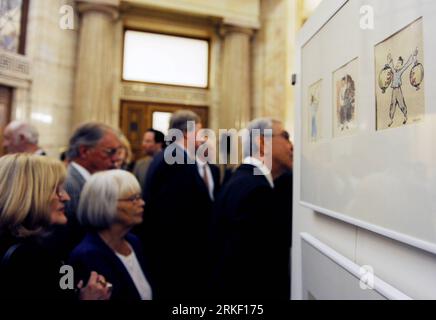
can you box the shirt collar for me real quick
[242,157,274,188]
[71,161,92,181]
[196,157,207,167]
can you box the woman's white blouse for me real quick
[115,245,153,300]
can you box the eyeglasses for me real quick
[118,194,143,203]
[100,147,122,157]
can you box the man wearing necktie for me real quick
[139,111,219,300]
[196,137,220,201]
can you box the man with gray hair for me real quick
[210,117,293,299]
[138,110,216,299]
[60,122,122,256]
[3,120,46,155]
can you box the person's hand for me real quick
[78,271,112,300]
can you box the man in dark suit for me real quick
[210,117,293,300]
[139,110,217,300]
[60,122,122,256]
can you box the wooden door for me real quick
[120,101,209,161]
[0,86,12,156]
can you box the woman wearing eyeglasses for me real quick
[69,169,153,300]
[0,154,111,300]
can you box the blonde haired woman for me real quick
[0,154,111,300]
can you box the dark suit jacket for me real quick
[133,156,153,188]
[273,170,293,248]
[69,232,151,300]
[139,146,215,299]
[272,170,293,299]
[210,164,289,300]
[64,163,87,219]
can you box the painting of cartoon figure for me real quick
[308,80,322,142]
[375,18,425,130]
[333,58,358,137]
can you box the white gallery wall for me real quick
[292,0,436,300]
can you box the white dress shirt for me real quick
[115,245,153,300]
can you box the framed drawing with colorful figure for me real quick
[308,80,322,143]
[332,58,358,137]
[375,18,425,131]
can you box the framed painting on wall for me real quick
[332,58,358,137]
[375,18,425,131]
[308,79,322,143]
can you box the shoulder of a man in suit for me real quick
[65,165,85,187]
[235,164,271,182]
[219,164,272,198]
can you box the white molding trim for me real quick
[0,51,31,82]
[120,82,209,106]
[300,201,436,255]
[301,232,412,300]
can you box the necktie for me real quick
[202,164,210,192]
[203,164,213,199]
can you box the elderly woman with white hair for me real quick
[69,170,152,300]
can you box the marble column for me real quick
[220,25,254,130]
[252,0,297,133]
[73,0,119,127]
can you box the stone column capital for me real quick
[76,0,120,20]
[219,24,255,38]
